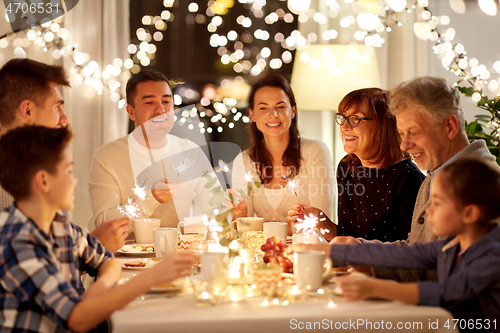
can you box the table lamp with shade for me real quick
[290,44,381,166]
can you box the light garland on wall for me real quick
[0,17,129,108]
[279,0,500,99]
[412,2,500,150]
[2,0,500,136]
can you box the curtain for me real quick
[0,1,130,228]
[63,0,130,228]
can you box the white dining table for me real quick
[111,256,458,333]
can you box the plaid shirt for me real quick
[0,205,113,332]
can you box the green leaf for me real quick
[493,99,500,112]
[209,190,226,207]
[456,86,475,97]
[227,191,234,203]
[478,95,490,106]
[474,114,491,120]
[204,177,217,188]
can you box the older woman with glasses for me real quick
[289,88,424,242]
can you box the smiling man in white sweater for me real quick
[89,70,214,229]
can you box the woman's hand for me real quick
[288,205,336,239]
[287,204,304,224]
[227,189,248,219]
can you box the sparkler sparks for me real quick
[295,213,319,235]
[118,198,143,218]
[118,182,148,218]
[218,159,231,191]
[244,171,252,183]
[174,158,195,178]
[286,178,300,194]
[218,159,229,172]
[132,181,147,201]
[295,212,329,242]
[282,174,300,201]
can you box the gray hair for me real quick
[388,76,464,132]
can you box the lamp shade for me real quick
[290,44,380,111]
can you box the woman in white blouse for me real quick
[231,74,335,235]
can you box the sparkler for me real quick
[118,181,148,218]
[243,171,252,183]
[295,212,329,243]
[217,159,234,203]
[132,180,147,200]
[282,174,300,202]
[140,123,169,187]
[118,198,144,218]
[174,157,195,180]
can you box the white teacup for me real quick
[294,250,332,291]
[232,217,264,233]
[263,222,288,242]
[292,233,321,244]
[153,228,178,258]
[200,252,226,285]
[178,216,207,236]
[133,218,160,244]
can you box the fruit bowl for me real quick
[244,231,265,253]
[260,236,293,273]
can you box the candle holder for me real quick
[252,263,283,295]
[193,280,221,307]
[222,241,247,302]
[239,248,255,285]
[285,284,307,304]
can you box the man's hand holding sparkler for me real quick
[151,179,180,204]
[287,204,337,241]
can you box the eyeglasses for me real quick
[335,113,373,128]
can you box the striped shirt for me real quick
[0,205,113,332]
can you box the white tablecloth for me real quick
[110,274,457,333]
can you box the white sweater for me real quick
[231,138,335,223]
[89,133,213,229]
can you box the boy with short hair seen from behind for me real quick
[0,126,195,332]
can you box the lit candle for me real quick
[195,290,216,307]
[227,262,241,283]
[207,243,228,253]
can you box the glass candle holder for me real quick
[285,284,307,303]
[193,280,218,307]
